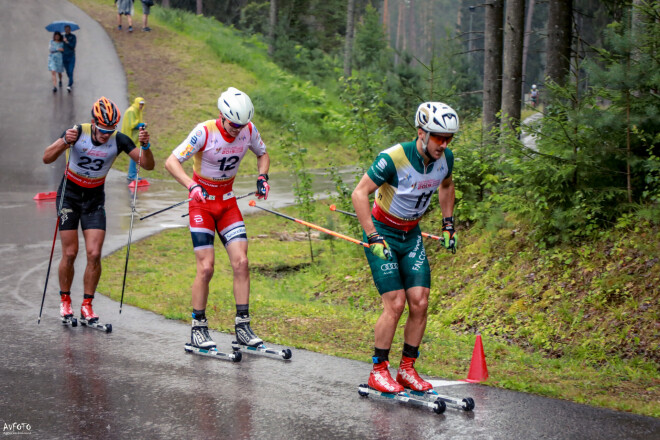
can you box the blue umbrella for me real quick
[45,21,80,33]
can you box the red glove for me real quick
[257,174,270,200]
[188,184,208,203]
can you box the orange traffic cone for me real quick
[128,179,150,189]
[463,334,488,383]
[33,191,57,200]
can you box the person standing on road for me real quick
[116,0,134,32]
[141,0,153,32]
[122,97,147,181]
[165,87,271,350]
[352,102,459,393]
[62,25,77,92]
[48,31,64,93]
[42,97,155,325]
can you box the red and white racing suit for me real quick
[171,119,266,249]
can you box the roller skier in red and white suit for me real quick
[165,87,271,350]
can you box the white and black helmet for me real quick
[415,102,459,134]
[218,87,254,125]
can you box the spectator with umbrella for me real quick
[45,21,79,93]
[62,25,77,92]
[47,31,64,93]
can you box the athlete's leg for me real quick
[374,289,407,349]
[58,229,79,292]
[225,240,249,305]
[192,248,214,310]
[403,286,430,347]
[81,229,105,295]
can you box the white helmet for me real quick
[532,84,537,89]
[415,102,459,134]
[218,87,254,125]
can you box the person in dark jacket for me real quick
[62,25,76,92]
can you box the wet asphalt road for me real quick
[1,1,659,438]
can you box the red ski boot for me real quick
[80,297,99,323]
[396,356,433,392]
[60,293,73,318]
[368,361,404,393]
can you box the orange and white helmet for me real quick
[218,87,254,125]
[91,96,121,128]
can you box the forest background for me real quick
[71,0,658,417]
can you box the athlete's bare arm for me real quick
[43,138,69,164]
[437,175,455,218]
[256,152,270,175]
[352,174,380,236]
[127,147,155,171]
[165,153,194,190]
[126,129,155,170]
[43,127,78,164]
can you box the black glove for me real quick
[256,173,270,200]
[442,216,457,253]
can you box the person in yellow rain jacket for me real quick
[122,97,147,181]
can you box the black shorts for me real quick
[56,179,106,231]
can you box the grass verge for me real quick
[98,201,660,418]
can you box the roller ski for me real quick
[231,341,292,360]
[79,297,112,333]
[231,316,293,360]
[358,384,446,415]
[185,318,241,362]
[59,293,77,327]
[406,389,475,411]
[358,360,446,414]
[396,355,475,411]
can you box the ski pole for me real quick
[140,197,192,221]
[181,192,255,217]
[248,201,369,249]
[328,204,446,243]
[119,141,144,314]
[38,133,75,324]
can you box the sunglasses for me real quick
[223,117,245,130]
[429,132,453,142]
[95,124,116,135]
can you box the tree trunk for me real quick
[196,0,202,15]
[501,0,525,132]
[268,0,277,57]
[545,0,572,86]
[344,0,356,77]
[482,0,504,134]
[407,0,416,58]
[395,0,404,64]
[161,0,170,8]
[521,0,536,94]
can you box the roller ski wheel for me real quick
[357,384,446,415]
[61,316,77,327]
[80,318,112,333]
[185,343,242,362]
[231,340,293,360]
[433,399,447,414]
[462,397,476,411]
